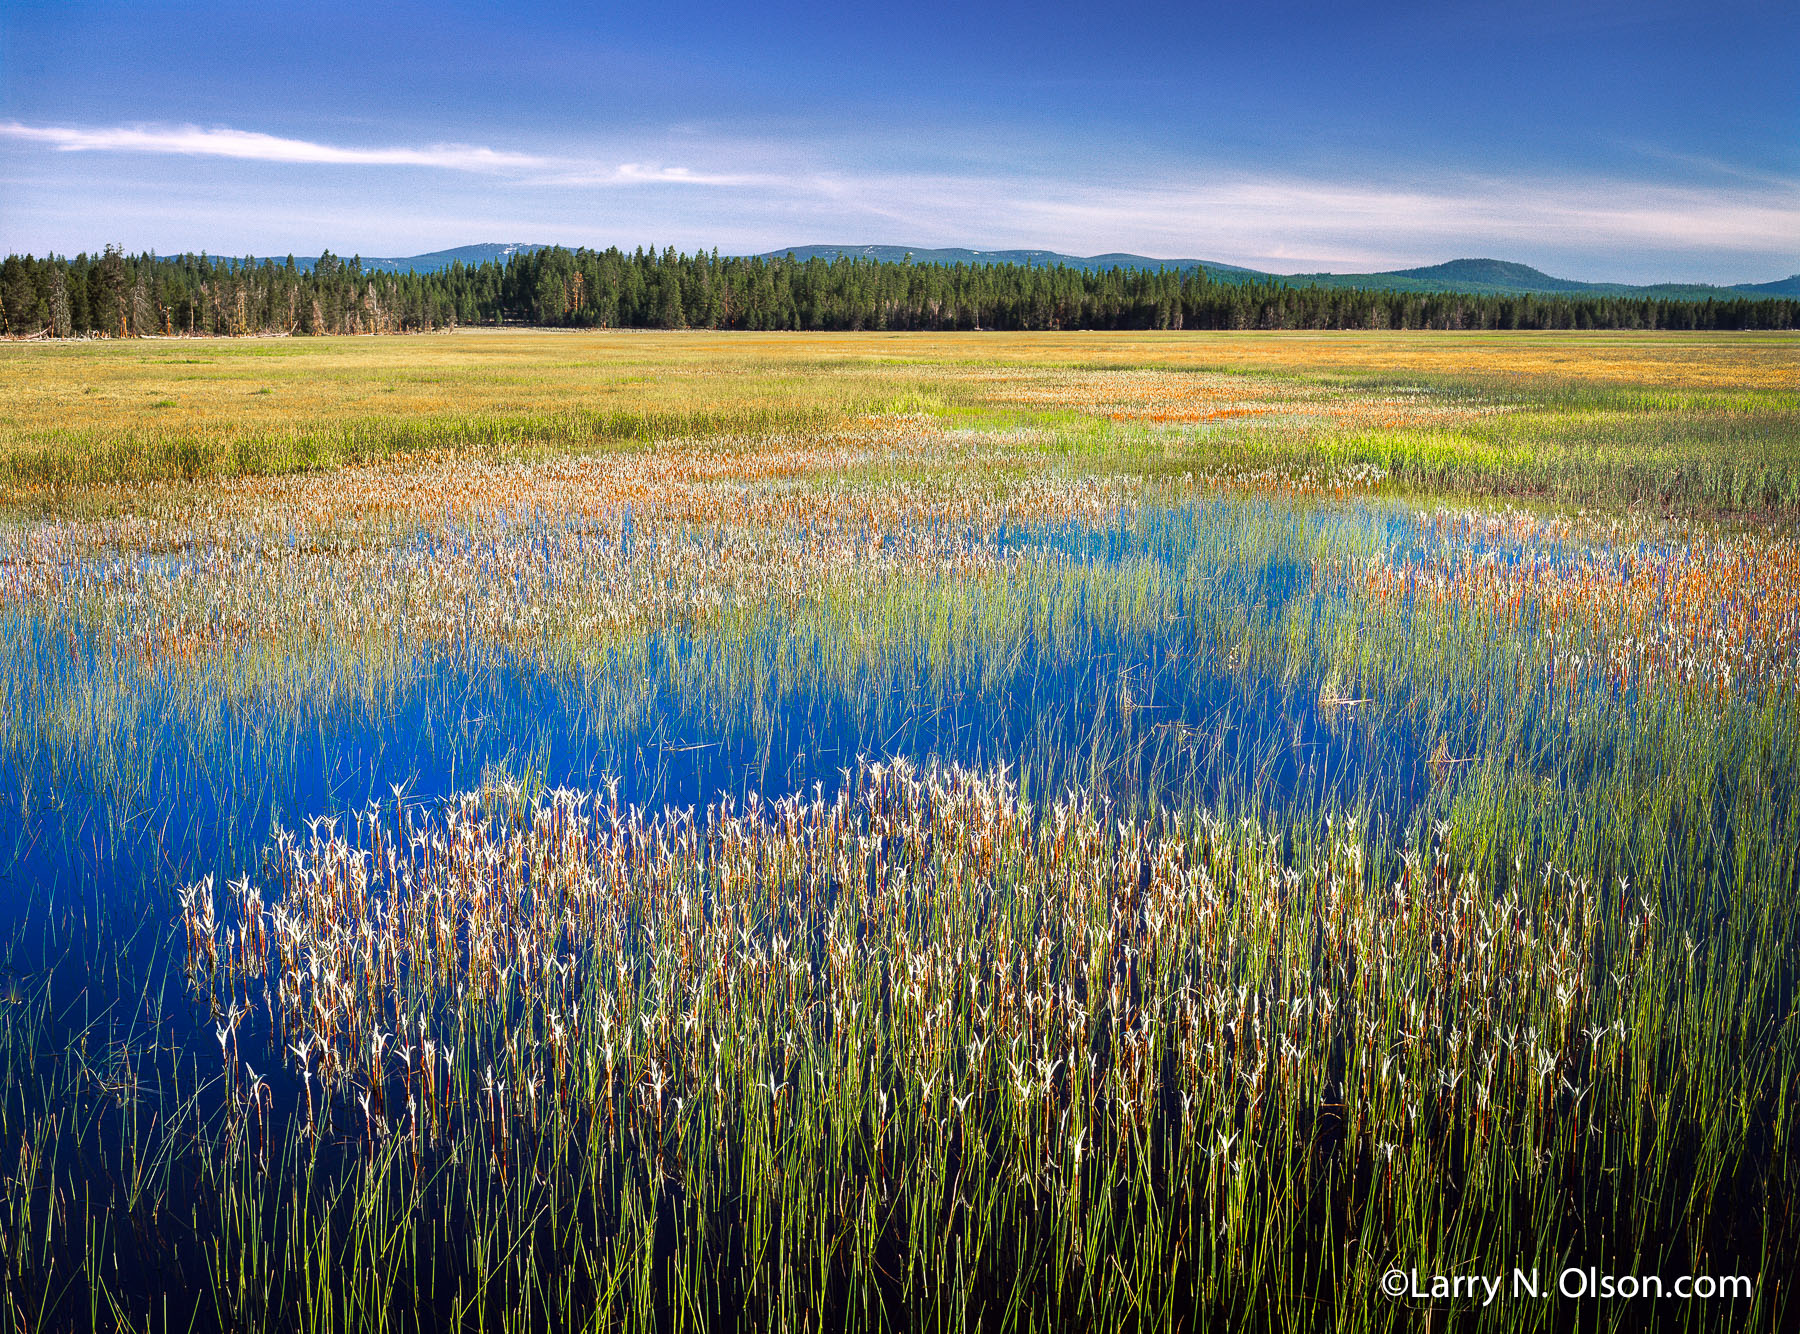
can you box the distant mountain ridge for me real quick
[249,243,550,275]
[761,246,1800,300]
[181,241,1798,300]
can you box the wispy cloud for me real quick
[614,163,764,186]
[0,121,782,188]
[535,162,779,188]
[5,121,1794,281]
[0,122,549,171]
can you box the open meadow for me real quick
[0,329,1796,1331]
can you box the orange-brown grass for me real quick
[0,420,1136,673]
[1347,509,1800,693]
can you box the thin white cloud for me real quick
[536,162,778,188]
[614,163,756,186]
[0,121,785,190]
[0,122,549,171]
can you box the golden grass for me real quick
[4,329,1791,433]
[1,328,1794,507]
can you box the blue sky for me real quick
[1,1,1795,282]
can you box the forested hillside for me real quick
[4,243,1794,336]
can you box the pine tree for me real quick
[49,267,72,338]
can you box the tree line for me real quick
[3,244,1794,337]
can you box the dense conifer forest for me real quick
[3,243,1794,336]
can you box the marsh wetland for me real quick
[0,330,1795,1331]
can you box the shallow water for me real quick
[0,498,1429,914]
[3,488,1757,1089]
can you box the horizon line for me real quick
[7,240,1794,288]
